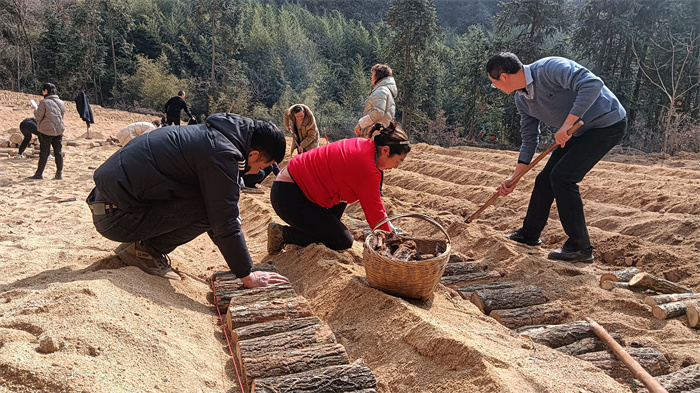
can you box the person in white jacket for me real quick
[115,119,162,146]
[354,64,397,138]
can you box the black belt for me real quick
[89,202,118,215]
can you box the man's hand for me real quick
[496,177,516,196]
[240,271,289,288]
[554,127,573,148]
[354,124,362,137]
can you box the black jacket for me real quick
[94,113,254,277]
[164,96,193,120]
[75,92,94,125]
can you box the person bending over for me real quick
[87,113,289,288]
[16,117,38,158]
[283,104,319,155]
[268,121,410,254]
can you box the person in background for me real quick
[283,104,319,156]
[163,90,195,126]
[30,83,65,180]
[115,119,162,146]
[87,113,289,288]
[354,64,397,138]
[267,121,410,254]
[16,117,38,158]
[487,52,627,263]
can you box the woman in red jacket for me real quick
[268,122,410,254]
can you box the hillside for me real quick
[1,90,699,393]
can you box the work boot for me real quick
[547,245,594,263]
[28,174,43,180]
[54,171,62,180]
[267,222,285,254]
[504,229,542,246]
[116,242,181,280]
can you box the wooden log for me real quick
[639,364,700,393]
[687,300,700,328]
[556,333,623,356]
[576,347,670,379]
[599,267,641,285]
[625,257,635,266]
[238,324,336,356]
[456,282,517,300]
[217,283,296,313]
[226,296,314,331]
[652,301,689,320]
[489,302,565,329]
[601,281,631,290]
[629,272,691,294]
[231,316,323,344]
[517,320,593,348]
[645,293,700,307]
[251,361,377,393]
[241,344,349,391]
[9,133,23,145]
[586,318,669,393]
[442,261,478,276]
[470,285,547,315]
[441,271,501,287]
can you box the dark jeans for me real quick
[242,162,280,188]
[35,133,63,176]
[519,118,627,251]
[19,127,38,155]
[166,116,180,126]
[270,181,353,250]
[88,188,210,257]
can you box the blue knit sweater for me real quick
[515,57,626,163]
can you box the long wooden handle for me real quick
[586,318,668,393]
[466,120,584,223]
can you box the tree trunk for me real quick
[636,364,700,393]
[251,361,377,393]
[517,321,593,348]
[441,271,501,287]
[645,293,700,307]
[238,324,336,356]
[471,285,547,315]
[556,334,623,357]
[442,261,478,276]
[456,282,517,300]
[226,296,314,331]
[108,0,118,92]
[629,272,691,294]
[216,283,296,313]
[489,301,565,329]
[687,300,700,328]
[576,347,670,379]
[651,301,688,320]
[599,267,641,285]
[231,316,323,344]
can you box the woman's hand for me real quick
[240,271,289,288]
[354,124,362,136]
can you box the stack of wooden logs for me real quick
[599,267,700,327]
[211,271,378,393]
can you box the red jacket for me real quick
[287,138,390,231]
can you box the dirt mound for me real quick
[1,89,698,392]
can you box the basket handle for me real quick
[372,213,451,244]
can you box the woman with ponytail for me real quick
[267,121,410,254]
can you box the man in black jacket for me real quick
[86,113,289,288]
[163,90,195,125]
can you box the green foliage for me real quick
[118,54,182,110]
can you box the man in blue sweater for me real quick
[486,52,627,263]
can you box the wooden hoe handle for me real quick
[466,121,584,223]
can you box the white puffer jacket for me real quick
[116,122,157,145]
[358,76,397,138]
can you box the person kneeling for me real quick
[268,121,410,254]
[87,113,289,288]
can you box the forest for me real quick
[0,0,698,154]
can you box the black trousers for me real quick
[35,133,63,176]
[166,116,180,126]
[19,127,38,155]
[519,118,627,251]
[88,188,210,257]
[270,181,353,250]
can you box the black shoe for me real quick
[504,230,542,246]
[548,246,594,263]
[28,174,43,180]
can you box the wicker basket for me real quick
[363,213,451,301]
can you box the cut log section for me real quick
[601,281,632,291]
[644,293,700,307]
[556,333,623,356]
[599,267,641,285]
[517,320,593,348]
[629,273,691,294]
[238,324,337,356]
[687,300,700,328]
[636,364,700,393]
[576,347,670,379]
[470,285,547,315]
[231,316,323,344]
[216,283,296,313]
[441,271,501,287]
[652,301,689,320]
[251,360,377,393]
[456,282,517,300]
[9,133,23,145]
[226,296,314,332]
[442,261,478,276]
[489,302,565,329]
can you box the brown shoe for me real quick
[116,242,181,280]
[267,222,285,254]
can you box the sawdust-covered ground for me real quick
[1,90,698,393]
